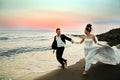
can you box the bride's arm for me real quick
[93,36,108,46]
[74,36,85,44]
[93,35,97,44]
[80,37,85,44]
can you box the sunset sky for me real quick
[0,0,120,33]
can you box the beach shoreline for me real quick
[0,41,119,80]
[0,30,120,80]
[0,41,85,80]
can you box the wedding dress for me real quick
[84,38,120,71]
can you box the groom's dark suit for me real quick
[52,34,72,67]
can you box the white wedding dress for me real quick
[84,38,120,71]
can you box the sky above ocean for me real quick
[0,0,120,33]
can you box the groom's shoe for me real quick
[61,64,65,69]
[64,60,67,65]
[64,60,68,69]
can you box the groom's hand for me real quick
[53,50,55,54]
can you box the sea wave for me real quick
[0,36,50,41]
[10,37,49,41]
[0,46,52,57]
[0,37,9,40]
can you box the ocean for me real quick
[0,30,77,57]
[0,30,57,57]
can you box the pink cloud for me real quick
[0,11,87,29]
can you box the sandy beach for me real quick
[34,59,120,80]
[0,38,84,80]
[0,39,120,80]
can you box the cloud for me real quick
[93,20,120,25]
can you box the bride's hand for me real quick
[97,43,109,46]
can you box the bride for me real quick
[76,24,120,75]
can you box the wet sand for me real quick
[19,59,120,80]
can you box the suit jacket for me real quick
[51,34,72,49]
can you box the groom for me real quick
[52,28,74,69]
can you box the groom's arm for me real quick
[62,34,74,43]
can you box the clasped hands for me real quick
[71,40,80,44]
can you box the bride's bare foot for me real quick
[82,71,87,76]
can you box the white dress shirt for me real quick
[56,35,65,47]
